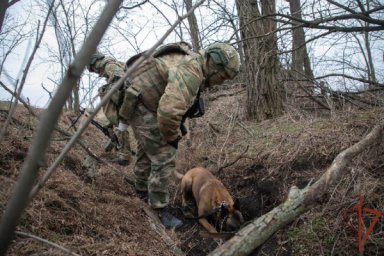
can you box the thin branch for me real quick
[0,81,35,116]
[218,145,249,172]
[0,1,124,254]
[119,0,149,10]
[0,1,52,141]
[15,231,80,256]
[314,73,384,87]
[0,80,101,160]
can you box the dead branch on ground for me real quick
[208,87,245,101]
[0,80,100,161]
[218,145,250,172]
[209,121,384,256]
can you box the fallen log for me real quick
[209,121,384,256]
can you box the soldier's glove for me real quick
[104,139,116,152]
[168,136,182,149]
[179,123,188,136]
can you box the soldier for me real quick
[87,53,133,166]
[90,42,241,222]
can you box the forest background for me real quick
[1,0,384,255]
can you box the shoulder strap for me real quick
[126,41,197,67]
[154,41,193,58]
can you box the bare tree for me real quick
[184,0,201,50]
[287,0,314,81]
[237,0,284,121]
[0,1,124,253]
[48,0,86,111]
[0,0,21,32]
[0,7,53,140]
[276,0,384,91]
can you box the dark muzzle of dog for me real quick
[211,202,244,232]
[224,210,244,231]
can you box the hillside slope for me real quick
[1,88,384,255]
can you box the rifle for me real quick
[68,108,120,147]
[180,89,205,136]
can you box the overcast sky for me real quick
[1,0,383,108]
[0,0,183,108]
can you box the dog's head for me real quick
[224,209,244,231]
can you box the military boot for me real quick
[112,129,132,166]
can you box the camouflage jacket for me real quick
[95,51,204,143]
[154,53,204,142]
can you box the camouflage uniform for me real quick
[94,42,241,209]
[89,55,132,164]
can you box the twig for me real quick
[0,3,51,141]
[218,145,249,172]
[222,113,253,136]
[0,80,100,161]
[0,80,36,116]
[208,88,245,101]
[0,1,124,254]
[217,102,239,168]
[15,231,80,256]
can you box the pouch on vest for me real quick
[98,77,126,106]
[98,81,127,124]
[119,84,141,121]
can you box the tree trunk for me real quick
[237,0,283,121]
[0,0,8,33]
[73,81,80,110]
[289,0,314,80]
[1,0,21,33]
[184,0,200,50]
[363,1,377,88]
[287,0,315,107]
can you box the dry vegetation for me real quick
[1,86,384,255]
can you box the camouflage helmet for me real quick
[205,43,241,79]
[87,51,105,71]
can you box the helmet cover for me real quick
[205,43,240,79]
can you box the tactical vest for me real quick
[119,42,203,122]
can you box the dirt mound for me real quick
[1,88,384,255]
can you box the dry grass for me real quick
[1,86,384,255]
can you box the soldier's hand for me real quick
[108,75,122,84]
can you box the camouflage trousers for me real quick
[93,94,132,162]
[130,103,176,209]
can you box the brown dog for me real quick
[179,167,244,233]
